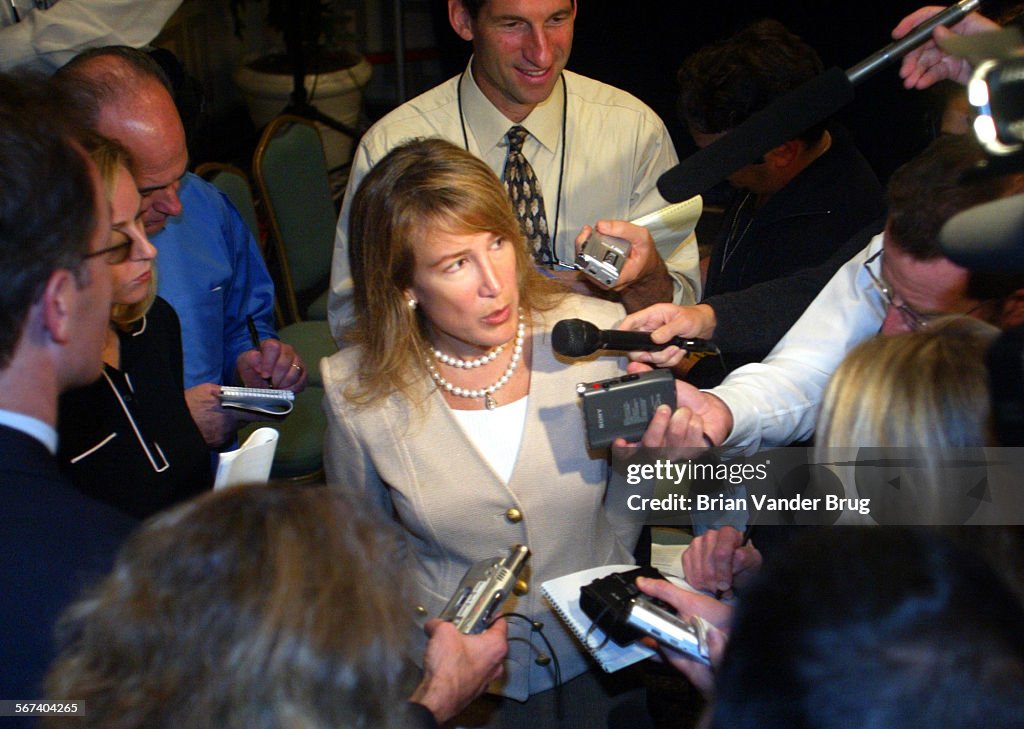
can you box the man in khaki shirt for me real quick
[327,0,701,341]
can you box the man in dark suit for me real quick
[0,72,137,718]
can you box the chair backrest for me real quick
[253,115,338,324]
[195,162,261,247]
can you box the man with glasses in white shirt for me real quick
[327,0,702,343]
[627,134,1024,456]
[622,133,1024,597]
[860,247,998,332]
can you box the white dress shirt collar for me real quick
[0,408,58,454]
[459,58,566,157]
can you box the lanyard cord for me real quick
[457,69,568,265]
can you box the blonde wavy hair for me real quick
[813,318,1000,524]
[815,316,999,450]
[345,137,565,406]
[88,136,157,330]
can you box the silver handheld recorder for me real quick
[438,544,531,634]
[576,231,631,287]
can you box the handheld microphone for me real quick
[551,318,718,357]
[656,0,983,202]
[845,0,981,84]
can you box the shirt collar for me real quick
[0,409,58,454]
[459,57,565,156]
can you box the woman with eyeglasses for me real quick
[56,138,211,519]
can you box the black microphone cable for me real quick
[494,612,564,721]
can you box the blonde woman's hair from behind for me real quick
[44,483,419,729]
[87,136,157,330]
[814,317,998,524]
[344,137,565,406]
[816,316,999,450]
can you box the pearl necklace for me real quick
[427,310,525,410]
[432,341,505,368]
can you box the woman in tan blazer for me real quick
[322,139,658,727]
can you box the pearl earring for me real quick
[407,298,418,310]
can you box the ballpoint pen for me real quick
[246,315,273,386]
[246,314,261,351]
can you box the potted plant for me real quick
[231,0,372,170]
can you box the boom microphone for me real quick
[657,0,983,203]
[657,67,855,203]
[551,318,718,357]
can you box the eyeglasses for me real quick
[83,239,132,265]
[863,249,989,331]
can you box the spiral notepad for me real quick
[630,196,704,254]
[219,386,294,416]
[540,564,655,673]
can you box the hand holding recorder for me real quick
[439,545,530,634]
[579,567,716,668]
[634,575,732,699]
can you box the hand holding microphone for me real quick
[893,3,996,90]
[606,303,719,368]
[552,316,718,363]
[656,0,983,202]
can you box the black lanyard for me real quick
[457,68,568,267]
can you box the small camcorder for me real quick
[576,231,631,287]
[580,566,711,665]
[438,544,531,634]
[576,368,676,449]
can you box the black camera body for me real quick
[580,566,711,665]
[577,368,676,449]
[580,566,663,645]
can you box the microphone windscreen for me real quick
[552,319,600,357]
[940,193,1024,271]
[657,67,855,202]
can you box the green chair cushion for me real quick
[237,385,325,480]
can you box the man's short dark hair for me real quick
[458,0,488,18]
[886,134,1020,260]
[0,73,97,368]
[676,19,826,145]
[456,0,575,21]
